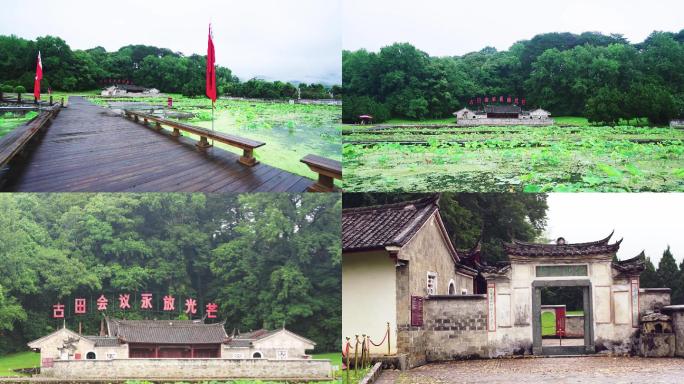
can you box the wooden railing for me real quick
[124,110,265,166]
[0,104,61,172]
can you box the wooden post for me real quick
[361,334,367,368]
[387,322,391,356]
[60,97,64,107]
[172,127,181,137]
[345,337,350,384]
[239,148,258,166]
[49,95,53,106]
[155,122,162,131]
[17,93,21,103]
[196,136,212,151]
[354,335,359,377]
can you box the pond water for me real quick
[97,97,341,179]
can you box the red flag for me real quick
[522,98,526,106]
[499,96,504,103]
[34,51,43,100]
[514,97,519,104]
[507,96,512,103]
[484,97,489,103]
[206,24,217,103]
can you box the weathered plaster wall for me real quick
[29,328,128,364]
[399,213,470,298]
[342,251,397,355]
[41,358,332,380]
[423,296,488,360]
[225,331,314,360]
[670,119,684,128]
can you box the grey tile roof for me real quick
[226,329,279,347]
[342,195,440,252]
[84,336,120,347]
[106,318,228,344]
[504,232,622,257]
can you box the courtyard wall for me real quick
[456,118,554,126]
[40,358,332,380]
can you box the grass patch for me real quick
[0,351,39,376]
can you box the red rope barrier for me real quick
[368,328,389,347]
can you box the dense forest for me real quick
[343,193,684,305]
[0,193,341,355]
[0,35,340,99]
[343,30,684,124]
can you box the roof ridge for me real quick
[342,194,439,214]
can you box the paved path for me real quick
[377,356,684,384]
[4,97,313,192]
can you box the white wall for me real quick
[342,251,397,354]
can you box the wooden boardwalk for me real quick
[3,97,314,192]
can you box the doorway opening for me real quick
[532,280,594,355]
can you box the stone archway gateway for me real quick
[483,233,644,357]
[531,280,594,355]
[342,198,673,369]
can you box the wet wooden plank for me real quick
[3,97,313,192]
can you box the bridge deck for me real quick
[3,97,314,192]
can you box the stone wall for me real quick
[396,213,472,368]
[422,295,488,361]
[456,118,554,127]
[664,306,684,357]
[639,288,671,316]
[565,315,584,337]
[41,358,332,380]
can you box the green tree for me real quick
[657,246,679,290]
[640,255,660,288]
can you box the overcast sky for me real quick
[545,194,684,265]
[0,0,341,84]
[343,0,684,56]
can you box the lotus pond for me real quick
[89,95,341,178]
[0,111,38,138]
[343,125,684,192]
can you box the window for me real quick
[85,352,96,360]
[448,280,456,295]
[252,351,262,359]
[276,350,288,360]
[461,288,468,295]
[427,272,437,295]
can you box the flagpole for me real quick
[211,101,215,149]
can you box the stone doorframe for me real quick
[531,279,595,355]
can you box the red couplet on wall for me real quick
[411,296,424,327]
[555,307,566,337]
